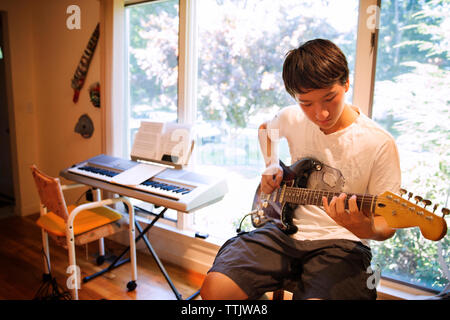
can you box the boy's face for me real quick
[294,80,350,134]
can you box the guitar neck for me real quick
[283,187,377,212]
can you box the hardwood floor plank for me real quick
[0,215,204,300]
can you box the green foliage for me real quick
[371,228,449,289]
[196,0,357,128]
[372,0,449,291]
[127,0,179,113]
[376,0,449,81]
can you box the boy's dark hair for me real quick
[282,39,349,97]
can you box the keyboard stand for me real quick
[82,206,201,300]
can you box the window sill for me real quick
[377,279,437,300]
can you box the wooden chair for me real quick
[30,165,137,300]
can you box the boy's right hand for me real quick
[260,163,283,194]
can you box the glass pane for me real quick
[126,0,179,153]
[371,0,449,292]
[193,0,359,240]
[125,0,179,221]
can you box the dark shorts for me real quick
[208,223,376,300]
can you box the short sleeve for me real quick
[367,138,402,196]
[266,109,284,140]
[266,106,301,140]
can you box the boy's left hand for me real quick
[322,193,376,239]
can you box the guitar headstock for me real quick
[375,190,448,241]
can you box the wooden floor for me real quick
[0,213,205,300]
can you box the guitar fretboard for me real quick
[282,187,377,212]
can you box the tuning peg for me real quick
[442,208,449,217]
[421,199,432,209]
[399,188,407,197]
[414,195,423,204]
[432,203,439,213]
[408,192,413,200]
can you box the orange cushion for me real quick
[36,204,122,237]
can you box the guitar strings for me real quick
[264,186,441,215]
[270,190,437,217]
[280,187,432,209]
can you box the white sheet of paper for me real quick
[110,163,166,186]
[130,121,164,160]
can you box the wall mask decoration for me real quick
[74,114,94,138]
[71,23,100,103]
[89,82,100,108]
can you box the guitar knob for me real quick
[408,192,413,200]
[421,199,432,209]
[414,195,423,204]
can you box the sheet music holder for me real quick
[130,121,194,169]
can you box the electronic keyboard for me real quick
[60,154,228,212]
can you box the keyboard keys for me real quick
[138,179,192,199]
[69,166,117,183]
[79,166,118,177]
[69,164,193,200]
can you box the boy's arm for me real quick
[258,122,283,194]
[258,122,275,167]
[322,139,400,241]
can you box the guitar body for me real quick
[251,158,324,234]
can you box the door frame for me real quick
[0,11,20,216]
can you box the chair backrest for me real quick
[30,165,69,221]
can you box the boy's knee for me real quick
[200,272,248,300]
[200,273,214,300]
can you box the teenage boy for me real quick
[200,39,401,300]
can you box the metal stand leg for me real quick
[82,207,167,284]
[134,221,183,299]
[82,208,165,284]
[82,206,201,300]
[133,209,200,300]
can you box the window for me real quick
[125,0,179,150]
[125,0,180,222]
[371,0,449,292]
[192,0,359,240]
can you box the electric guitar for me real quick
[251,158,448,241]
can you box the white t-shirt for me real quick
[266,105,401,244]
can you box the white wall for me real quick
[0,0,102,215]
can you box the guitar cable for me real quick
[236,209,259,234]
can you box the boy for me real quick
[200,39,401,300]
